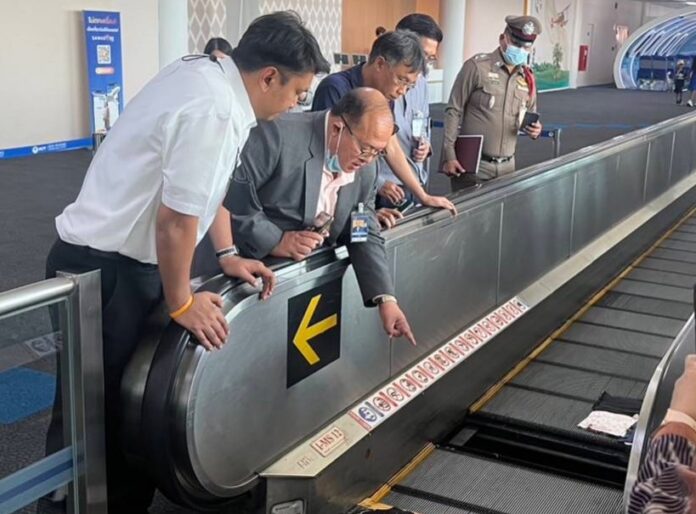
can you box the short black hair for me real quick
[396,13,443,43]
[368,30,425,75]
[330,89,394,129]
[204,37,233,57]
[232,11,330,76]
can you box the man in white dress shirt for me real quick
[46,12,329,512]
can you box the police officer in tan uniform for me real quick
[442,15,543,190]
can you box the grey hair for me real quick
[367,30,426,75]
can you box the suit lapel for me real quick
[303,113,325,226]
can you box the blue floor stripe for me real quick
[0,447,73,513]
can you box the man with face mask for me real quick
[313,30,456,217]
[441,15,543,191]
[227,88,416,345]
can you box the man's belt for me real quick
[481,154,513,164]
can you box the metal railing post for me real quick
[552,128,562,158]
[59,270,108,514]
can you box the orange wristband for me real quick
[169,295,194,319]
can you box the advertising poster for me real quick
[82,11,124,134]
[530,0,577,91]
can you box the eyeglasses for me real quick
[340,115,396,158]
[393,73,417,92]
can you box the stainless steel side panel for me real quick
[123,111,696,503]
[499,172,575,299]
[182,263,390,495]
[645,133,674,201]
[389,202,501,372]
[572,155,623,251]
[672,125,695,184]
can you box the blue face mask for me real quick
[325,126,345,174]
[503,45,529,67]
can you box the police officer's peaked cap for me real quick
[505,15,542,46]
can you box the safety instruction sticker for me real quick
[349,296,529,431]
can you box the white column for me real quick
[224,0,262,47]
[158,0,189,69]
[439,0,467,99]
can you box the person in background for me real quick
[312,30,456,217]
[375,26,387,38]
[628,355,696,513]
[203,36,233,59]
[672,60,687,105]
[687,56,696,107]
[45,12,328,512]
[441,15,543,190]
[227,88,416,345]
[374,13,443,223]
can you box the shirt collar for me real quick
[350,64,365,87]
[219,58,257,131]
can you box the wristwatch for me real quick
[661,408,696,432]
[215,245,239,260]
[373,294,398,305]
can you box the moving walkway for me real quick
[371,210,696,514]
[123,111,696,513]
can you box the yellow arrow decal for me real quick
[293,294,338,365]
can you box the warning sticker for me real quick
[347,297,529,433]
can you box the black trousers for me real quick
[45,239,162,512]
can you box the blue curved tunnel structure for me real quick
[615,7,696,89]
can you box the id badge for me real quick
[411,112,429,139]
[351,203,369,243]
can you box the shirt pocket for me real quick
[476,83,502,112]
[512,88,530,114]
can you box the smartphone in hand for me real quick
[522,111,540,128]
[309,211,334,234]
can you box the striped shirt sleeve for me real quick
[628,432,696,514]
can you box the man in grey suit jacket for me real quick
[226,88,415,344]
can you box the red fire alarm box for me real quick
[578,45,589,71]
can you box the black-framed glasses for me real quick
[340,115,397,158]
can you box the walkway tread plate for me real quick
[611,279,691,304]
[385,493,479,514]
[579,306,684,337]
[480,386,605,437]
[561,321,673,356]
[660,239,696,253]
[667,231,696,243]
[391,450,623,514]
[537,341,658,381]
[638,257,696,276]
[673,225,696,235]
[511,361,646,401]
[653,248,696,264]
[625,268,696,289]
[597,293,692,322]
